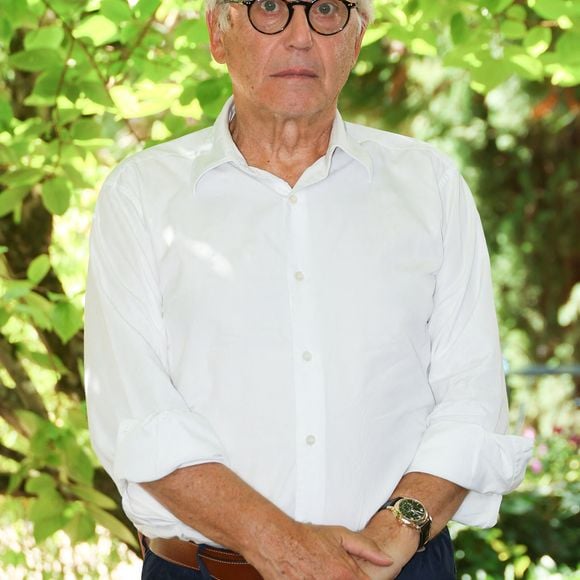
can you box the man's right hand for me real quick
[246,521,393,579]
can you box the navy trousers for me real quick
[141,528,456,579]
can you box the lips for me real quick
[271,68,318,78]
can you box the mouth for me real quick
[271,68,318,78]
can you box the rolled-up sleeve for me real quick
[406,167,533,527]
[84,162,228,486]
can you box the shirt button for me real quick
[305,435,316,446]
[289,194,298,205]
[302,351,312,362]
[294,271,305,281]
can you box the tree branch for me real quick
[0,337,48,420]
[0,442,24,463]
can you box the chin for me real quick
[267,95,328,118]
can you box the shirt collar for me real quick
[326,111,372,179]
[194,96,373,188]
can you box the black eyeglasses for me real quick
[224,0,358,36]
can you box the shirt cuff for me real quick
[407,420,534,526]
[112,409,229,483]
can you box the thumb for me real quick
[341,532,393,566]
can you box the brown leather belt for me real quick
[145,535,263,580]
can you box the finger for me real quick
[341,533,392,566]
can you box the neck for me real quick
[229,101,336,187]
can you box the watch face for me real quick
[398,498,427,524]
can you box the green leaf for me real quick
[14,410,47,437]
[69,483,118,510]
[71,118,102,140]
[29,420,61,460]
[29,490,68,542]
[80,81,113,106]
[48,0,87,18]
[7,470,26,495]
[410,36,437,57]
[22,292,54,330]
[42,177,72,216]
[63,439,95,485]
[506,5,527,20]
[30,69,62,102]
[509,53,544,80]
[196,78,231,118]
[85,504,138,548]
[25,474,56,495]
[530,0,580,19]
[52,300,83,343]
[524,27,552,57]
[9,48,61,72]
[361,24,388,47]
[73,15,119,46]
[450,13,468,45]
[0,187,28,218]
[0,96,13,131]
[134,0,161,19]
[487,0,514,14]
[2,280,34,300]
[0,17,13,45]
[500,20,527,39]
[0,168,44,187]
[556,31,580,65]
[24,26,65,50]
[110,83,182,118]
[64,510,96,543]
[0,306,10,329]
[27,255,51,284]
[547,63,580,86]
[101,0,133,23]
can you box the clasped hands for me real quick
[247,510,418,580]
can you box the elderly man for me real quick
[84,0,533,578]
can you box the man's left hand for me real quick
[356,509,419,579]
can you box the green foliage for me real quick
[0,0,578,576]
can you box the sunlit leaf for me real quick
[524,27,552,57]
[52,300,83,343]
[42,177,72,216]
[27,255,51,284]
[24,26,65,50]
[73,15,119,47]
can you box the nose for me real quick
[285,6,313,49]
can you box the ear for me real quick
[207,10,227,64]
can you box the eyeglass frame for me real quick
[223,0,359,36]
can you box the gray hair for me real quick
[205,0,374,32]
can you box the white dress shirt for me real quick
[85,97,533,544]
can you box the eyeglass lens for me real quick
[249,0,350,35]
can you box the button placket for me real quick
[285,190,326,522]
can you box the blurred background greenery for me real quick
[0,0,578,577]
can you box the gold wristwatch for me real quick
[379,496,432,550]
